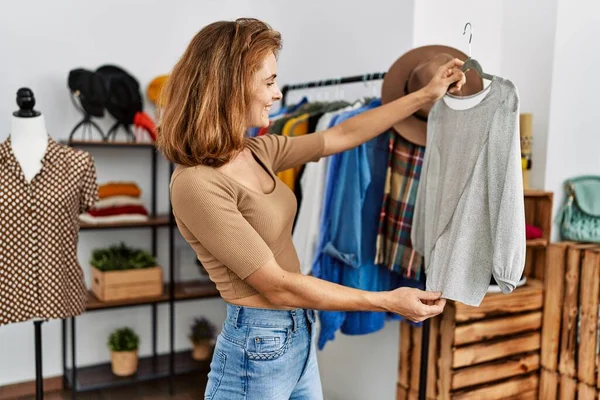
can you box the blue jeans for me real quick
[205,303,323,400]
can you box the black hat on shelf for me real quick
[68,68,107,117]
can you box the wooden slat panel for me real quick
[524,197,536,225]
[536,195,553,243]
[578,382,598,400]
[453,332,541,369]
[500,389,538,400]
[534,247,547,281]
[454,311,542,346]
[410,325,422,393]
[438,304,456,400]
[454,280,542,323]
[579,250,600,386]
[541,243,568,371]
[559,247,583,378]
[524,247,534,278]
[399,322,412,389]
[451,353,539,390]
[397,384,408,400]
[426,316,440,399]
[540,369,559,400]
[559,374,577,400]
[451,373,539,400]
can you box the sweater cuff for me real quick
[492,275,520,294]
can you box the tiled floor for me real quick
[20,374,207,400]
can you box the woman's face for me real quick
[247,52,282,128]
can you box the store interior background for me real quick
[0,0,598,399]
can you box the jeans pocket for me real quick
[246,326,292,361]
[204,349,227,400]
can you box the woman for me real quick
[157,18,466,400]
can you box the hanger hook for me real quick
[463,22,473,57]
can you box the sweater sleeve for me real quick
[248,131,325,173]
[487,86,526,293]
[170,171,274,280]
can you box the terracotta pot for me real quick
[111,350,138,376]
[192,340,214,361]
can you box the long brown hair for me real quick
[156,18,282,167]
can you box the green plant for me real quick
[91,242,156,272]
[108,327,140,352]
[189,317,217,344]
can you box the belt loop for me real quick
[232,305,242,329]
[307,309,315,323]
[290,309,298,332]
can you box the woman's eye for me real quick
[267,82,275,87]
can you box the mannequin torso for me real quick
[10,114,48,183]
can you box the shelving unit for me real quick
[60,140,219,398]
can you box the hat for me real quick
[381,45,484,147]
[95,65,143,125]
[67,68,107,117]
[147,75,169,106]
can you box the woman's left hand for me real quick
[424,58,467,102]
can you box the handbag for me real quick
[557,175,600,243]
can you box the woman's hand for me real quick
[423,58,467,102]
[383,287,446,322]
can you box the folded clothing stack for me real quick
[80,182,149,224]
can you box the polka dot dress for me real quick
[0,136,98,325]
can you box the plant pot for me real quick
[92,266,163,302]
[192,340,214,361]
[111,350,139,376]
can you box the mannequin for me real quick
[11,88,48,183]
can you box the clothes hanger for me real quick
[461,23,494,81]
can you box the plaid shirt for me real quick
[375,133,425,280]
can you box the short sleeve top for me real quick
[0,136,98,325]
[170,131,325,300]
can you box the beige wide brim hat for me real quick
[381,45,484,147]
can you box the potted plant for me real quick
[91,242,162,301]
[108,327,140,376]
[189,317,217,361]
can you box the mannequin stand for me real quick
[34,320,45,400]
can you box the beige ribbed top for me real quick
[170,132,325,300]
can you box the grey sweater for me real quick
[411,77,526,307]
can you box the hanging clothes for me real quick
[312,99,424,349]
[277,114,309,190]
[375,133,425,279]
[411,77,525,307]
[293,103,363,275]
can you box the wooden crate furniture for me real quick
[523,190,553,281]
[540,242,600,400]
[398,280,543,400]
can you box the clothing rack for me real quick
[281,72,430,400]
[280,72,386,107]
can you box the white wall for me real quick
[501,0,559,190]
[544,0,600,239]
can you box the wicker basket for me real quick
[110,350,139,376]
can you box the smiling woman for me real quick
[156,17,463,400]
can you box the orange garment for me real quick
[277,114,309,190]
[98,182,142,199]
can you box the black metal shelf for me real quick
[80,214,172,230]
[85,280,220,312]
[61,140,203,398]
[65,350,210,393]
[61,139,157,149]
